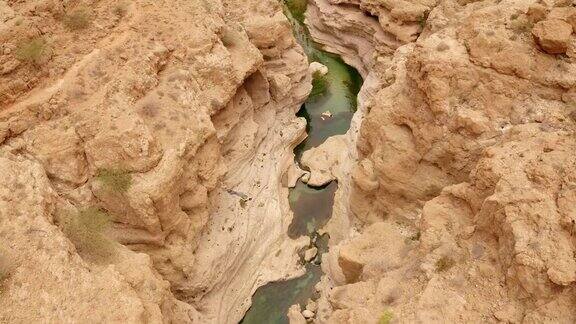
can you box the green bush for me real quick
[509,15,533,34]
[436,255,455,272]
[63,8,92,30]
[310,71,329,99]
[63,208,116,263]
[418,14,427,29]
[96,168,132,193]
[15,37,48,65]
[379,310,394,324]
[285,0,307,23]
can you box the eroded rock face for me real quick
[304,0,576,322]
[0,154,199,322]
[3,0,576,322]
[0,0,309,322]
[532,19,573,54]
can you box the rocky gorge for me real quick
[1,0,576,323]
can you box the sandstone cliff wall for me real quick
[0,0,310,322]
[304,0,576,322]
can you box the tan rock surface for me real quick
[532,19,574,54]
[3,0,576,322]
[0,0,310,322]
[300,136,343,187]
[305,0,576,322]
[0,153,198,322]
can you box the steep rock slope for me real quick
[0,0,309,322]
[303,0,576,322]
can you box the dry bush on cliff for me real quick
[62,208,116,263]
[15,37,49,65]
[63,8,92,30]
[95,168,132,193]
[435,256,455,272]
[378,310,393,324]
[508,14,533,34]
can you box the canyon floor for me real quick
[1,0,576,323]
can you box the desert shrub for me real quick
[310,71,329,99]
[62,208,116,263]
[379,310,394,324]
[96,168,132,193]
[15,37,48,65]
[418,11,429,29]
[418,16,426,29]
[285,0,307,23]
[436,255,455,272]
[63,7,92,30]
[508,15,533,34]
[239,197,249,208]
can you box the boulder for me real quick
[532,19,573,54]
[526,4,548,24]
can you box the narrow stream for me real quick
[241,1,362,323]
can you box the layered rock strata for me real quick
[303,0,576,322]
[0,0,310,322]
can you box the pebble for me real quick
[304,247,317,262]
[306,300,318,313]
[302,309,314,319]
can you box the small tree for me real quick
[509,16,533,34]
[418,12,429,30]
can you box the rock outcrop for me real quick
[532,19,573,54]
[3,0,576,322]
[0,0,310,322]
[302,0,576,322]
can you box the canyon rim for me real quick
[1,0,576,323]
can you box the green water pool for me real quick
[240,1,362,323]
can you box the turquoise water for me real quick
[294,52,362,161]
[241,1,362,323]
[287,180,337,239]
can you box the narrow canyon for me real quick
[1,0,576,323]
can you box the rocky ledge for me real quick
[302,0,576,322]
[0,0,311,322]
